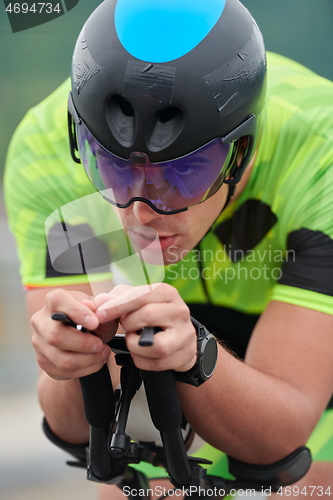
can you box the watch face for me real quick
[202,337,218,377]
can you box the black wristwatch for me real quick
[174,317,218,387]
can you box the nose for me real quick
[133,200,167,224]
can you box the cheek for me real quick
[182,190,227,243]
[117,206,132,227]
[189,190,226,226]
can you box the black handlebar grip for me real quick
[51,312,115,428]
[138,326,161,346]
[79,363,115,428]
[142,369,182,433]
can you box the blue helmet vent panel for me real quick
[115,0,226,63]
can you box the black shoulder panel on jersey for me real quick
[46,223,111,278]
[214,199,277,262]
[279,228,333,296]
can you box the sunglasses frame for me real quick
[68,92,257,214]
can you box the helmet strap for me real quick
[68,112,81,164]
[222,183,236,211]
[68,91,82,164]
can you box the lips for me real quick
[128,226,177,251]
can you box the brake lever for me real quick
[52,312,160,347]
[51,312,95,334]
[137,326,162,346]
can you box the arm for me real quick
[27,283,117,444]
[96,285,333,465]
[178,300,333,464]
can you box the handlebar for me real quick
[52,314,193,485]
[51,313,312,493]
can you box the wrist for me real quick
[178,354,198,373]
[174,317,218,387]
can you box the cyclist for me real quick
[4,0,333,497]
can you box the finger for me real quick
[95,283,174,323]
[94,285,134,308]
[105,284,135,296]
[125,326,196,362]
[31,310,105,355]
[99,283,166,310]
[35,351,70,381]
[44,289,99,330]
[33,334,111,379]
[94,292,115,308]
[120,302,191,337]
[45,319,108,354]
[81,298,98,313]
[38,350,109,380]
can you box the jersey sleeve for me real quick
[272,157,333,314]
[4,79,113,289]
[265,55,333,314]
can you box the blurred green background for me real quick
[0,0,102,180]
[0,0,333,180]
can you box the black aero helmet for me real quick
[68,0,266,214]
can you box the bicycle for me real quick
[48,313,312,499]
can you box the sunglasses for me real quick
[68,93,256,215]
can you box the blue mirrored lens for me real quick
[77,121,233,213]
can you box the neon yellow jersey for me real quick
[5,53,333,465]
[5,53,333,316]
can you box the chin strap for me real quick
[221,183,236,212]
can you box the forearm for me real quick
[38,370,89,444]
[177,345,315,465]
[28,286,117,445]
